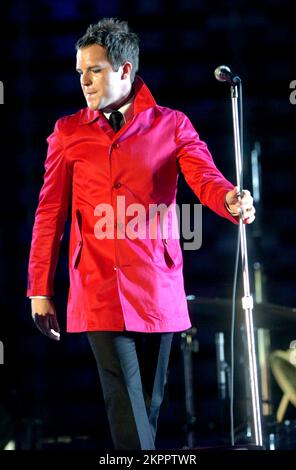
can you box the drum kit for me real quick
[180,295,296,450]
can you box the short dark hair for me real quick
[75,18,139,82]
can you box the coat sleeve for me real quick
[27,118,72,296]
[175,111,238,223]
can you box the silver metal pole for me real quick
[230,84,263,446]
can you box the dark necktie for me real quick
[109,111,124,132]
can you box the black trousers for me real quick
[87,331,173,450]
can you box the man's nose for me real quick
[81,72,92,86]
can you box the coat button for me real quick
[113,182,121,189]
[112,143,120,150]
[113,265,117,271]
[164,239,168,244]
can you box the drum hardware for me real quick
[257,328,273,417]
[186,296,296,447]
[270,346,296,422]
[180,327,198,448]
[265,419,296,450]
[215,332,231,400]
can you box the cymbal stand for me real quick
[180,328,198,448]
[215,332,231,437]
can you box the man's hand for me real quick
[225,186,256,224]
[31,298,60,341]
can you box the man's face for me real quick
[76,44,131,111]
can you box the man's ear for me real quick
[121,62,132,80]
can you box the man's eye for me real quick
[92,68,102,73]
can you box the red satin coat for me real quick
[27,76,236,332]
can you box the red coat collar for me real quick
[79,76,156,125]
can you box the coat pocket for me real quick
[162,238,180,268]
[72,210,83,269]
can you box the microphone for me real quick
[214,65,241,85]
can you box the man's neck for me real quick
[102,87,133,114]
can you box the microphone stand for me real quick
[230,83,263,446]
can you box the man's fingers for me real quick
[241,205,256,216]
[49,314,60,333]
[33,313,49,334]
[226,187,255,224]
[240,189,251,198]
[49,315,60,340]
[227,188,253,208]
[245,214,256,224]
[239,192,253,205]
[234,191,255,213]
[33,313,60,341]
[244,205,255,215]
[242,206,256,224]
[49,329,61,340]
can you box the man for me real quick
[27,18,255,450]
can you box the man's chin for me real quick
[87,103,99,111]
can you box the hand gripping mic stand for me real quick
[216,66,263,447]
